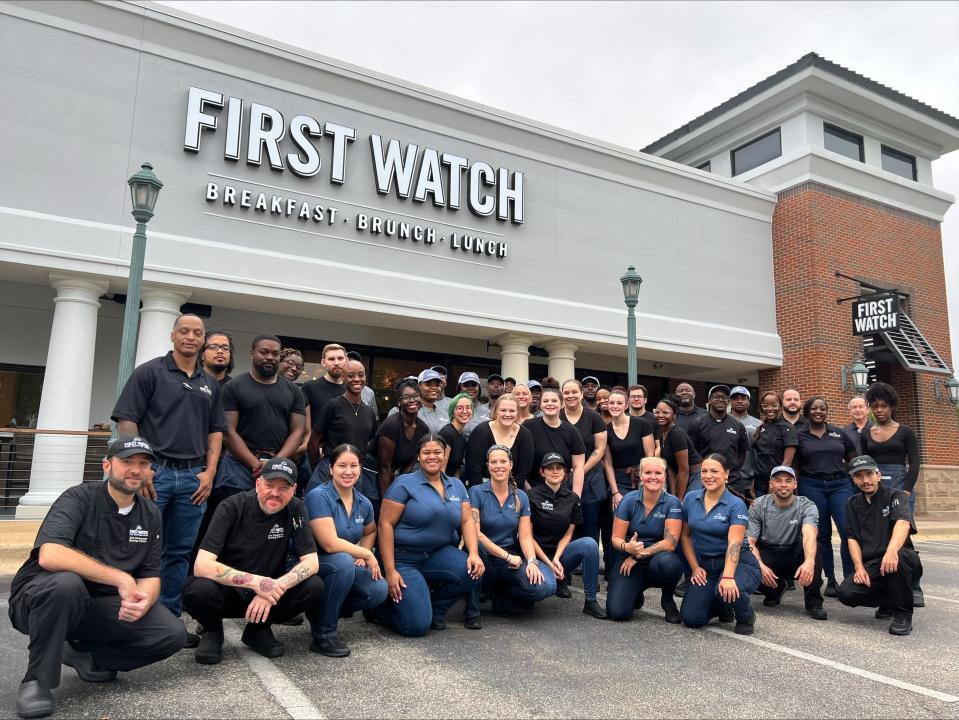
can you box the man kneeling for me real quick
[747,466,826,620]
[8,437,186,720]
[837,455,922,636]
[183,457,324,663]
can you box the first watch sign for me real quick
[852,294,899,335]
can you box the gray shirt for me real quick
[387,402,449,434]
[360,385,377,411]
[732,412,762,477]
[747,494,819,548]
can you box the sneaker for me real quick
[674,578,689,598]
[309,636,351,658]
[183,630,201,649]
[195,629,224,665]
[718,606,735,623]
[888,613,912,636]
[785,578,796,591]
[823,579,839,598]
[430,618,446,631]
[555,580,572,599]
[634,593,646,610]
[734,610,755,635]
[912,588,925,608]
[281,613,304,626]
[806,605,828,621]
[463,617,483,630]
[762,591,782,608]
[241,623,284,658]
[583,599,607,619]
[875,606,892,620]
[16,680,54,720]
[61,642,116,683]
[661,599,681,624]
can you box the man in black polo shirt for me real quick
[8,437,185,720]
[112,313,226,623]
[217,335,306,497]
[306,359,379,496]
[183,457,323,664]
[837,455,922,636]
[675,382,707,431]
[303,343,347,465]
[687,385,750,493]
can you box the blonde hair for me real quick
[639,456,667,473]
[491,393,519,420]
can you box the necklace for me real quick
[341,396,361,416]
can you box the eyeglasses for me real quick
[400,394,421,402]
[205,344,231,352]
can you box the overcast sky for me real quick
[160,0,959,367]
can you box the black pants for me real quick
[756,542,824,609]
[181,575,325,631]
[8,571,186,689]
[836,548,922,617]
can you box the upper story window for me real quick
[731,128,781,176]
[696,160,711,172]
[881,145,917,181]
[824,123,864,162]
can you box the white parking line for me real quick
[222,621,325,720]
[924,594,959,605]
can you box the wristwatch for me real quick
[526,558,539,567]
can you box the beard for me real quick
[255,362,278,378]
[108,473,139,496]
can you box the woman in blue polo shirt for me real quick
[466,445,557,618]
[607,457,684,623]
[305,444,388,657]
[377,435,485,636]
[793,396,857,598]
[680,453,760,635]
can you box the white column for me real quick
[497,334,532,384]
[134,285,192,367]
[18,273,109,518]
[546,341,578,384]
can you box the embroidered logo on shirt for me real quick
[882,507,890,517]
[714,514,727,521]
[182,382,193,391]
[541,500,554,512]
[292,516,303,530]
[199,384,212,396]
[726,428,738,435]
[448,495,461,502]
[828,432,842,439]
[267,523,285,540]
[354,514,365,524]
[653,512,666,519]
[129,525,150,544]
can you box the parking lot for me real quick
[2,540,958,719]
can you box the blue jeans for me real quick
[378,546,479,637]
[607,550,683,621]
[315,552,388,638]
[878,463,921,591]
[215,452,255,492]
[558,537,601,600]
[581,465,608,504]
[467,553,556,617]
[799,474,855,579]
[680,553,760,627]
[153,464,206,616]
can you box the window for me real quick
[824,123,864,162]
[731,128,781,176]
[696,160,711,172]
[881,145,917,181]
[0,365,44,429]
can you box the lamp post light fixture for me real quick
[933,375,959,406]
[840,357,870,395]
[620,265,642,386]
[115,162,163,403]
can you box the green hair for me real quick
[448,392,476,422]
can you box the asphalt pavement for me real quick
[2,540,958,719]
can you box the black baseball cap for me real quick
[848,455,879,475]
[504,376,516,384]
[107,436,155,460]
[487,373,504,382]
[540,452,567,468]
[260,457,298,485]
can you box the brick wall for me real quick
[758,183,959,496]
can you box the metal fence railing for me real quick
[0,429,111,518]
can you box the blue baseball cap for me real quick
[730,386,750,398]
[458,371,481,386]
[418,369,443,384]
[769,465,796,480]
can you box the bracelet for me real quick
[504,553,512,562]
[721,575,735,580]
[527,558,539,566]
[613,491,622,496]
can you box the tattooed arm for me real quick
[194,549,285,604]
[471,506,515,565]
[717,524,747,603]
[277,553,319,589]
[636,518,682,558]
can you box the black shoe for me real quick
[430,618,446,631]
[734,610,755,635]
[785,578,796,591]
[362,609,383,626]
[718,606,735,623]
[889,613,912,636]
[912,589,925,608]
[662,599,681,624]
[61,642,116,683]
[463,617,483,630]
[634,593,646,610]
[241,623,285,658]
[806,605,828,621]
[583,599,607,619]
[281,613,304,626]
[183,630,200,649]
[195,628,224,665]
[555,580,572,599]
[823,579,839,598]
[762,592,782,608]
[16,681,54,719]
[309,636,351,658]
[875,606,893,620]
[674,579,688,598]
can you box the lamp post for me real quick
[620,265,642,386]
[934,374,959,406]
[115,163,163,401]
[840,357,869,394]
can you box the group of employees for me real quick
[7,316,925,719]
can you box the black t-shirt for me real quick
[301,377,345,430]
[438,423,467,476]
[795,423,857,478]
[11,482,161,599]
[659,424,702,475]
[560,407,606,458]
[528,483,582,557]
[843,420,873,456]
[688,412,751,485]
[370,413,429,472]
[463,422,535,487]
[845,484,915,561]
[751,417,799,490]
[317,395,378,457]
[862,424,920,491]
[606,416,653,468]
[199,491,315,577]
[523,417,586,481]
[222,374,305,455]
[676,406,707,432]
[111,352,226,459]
